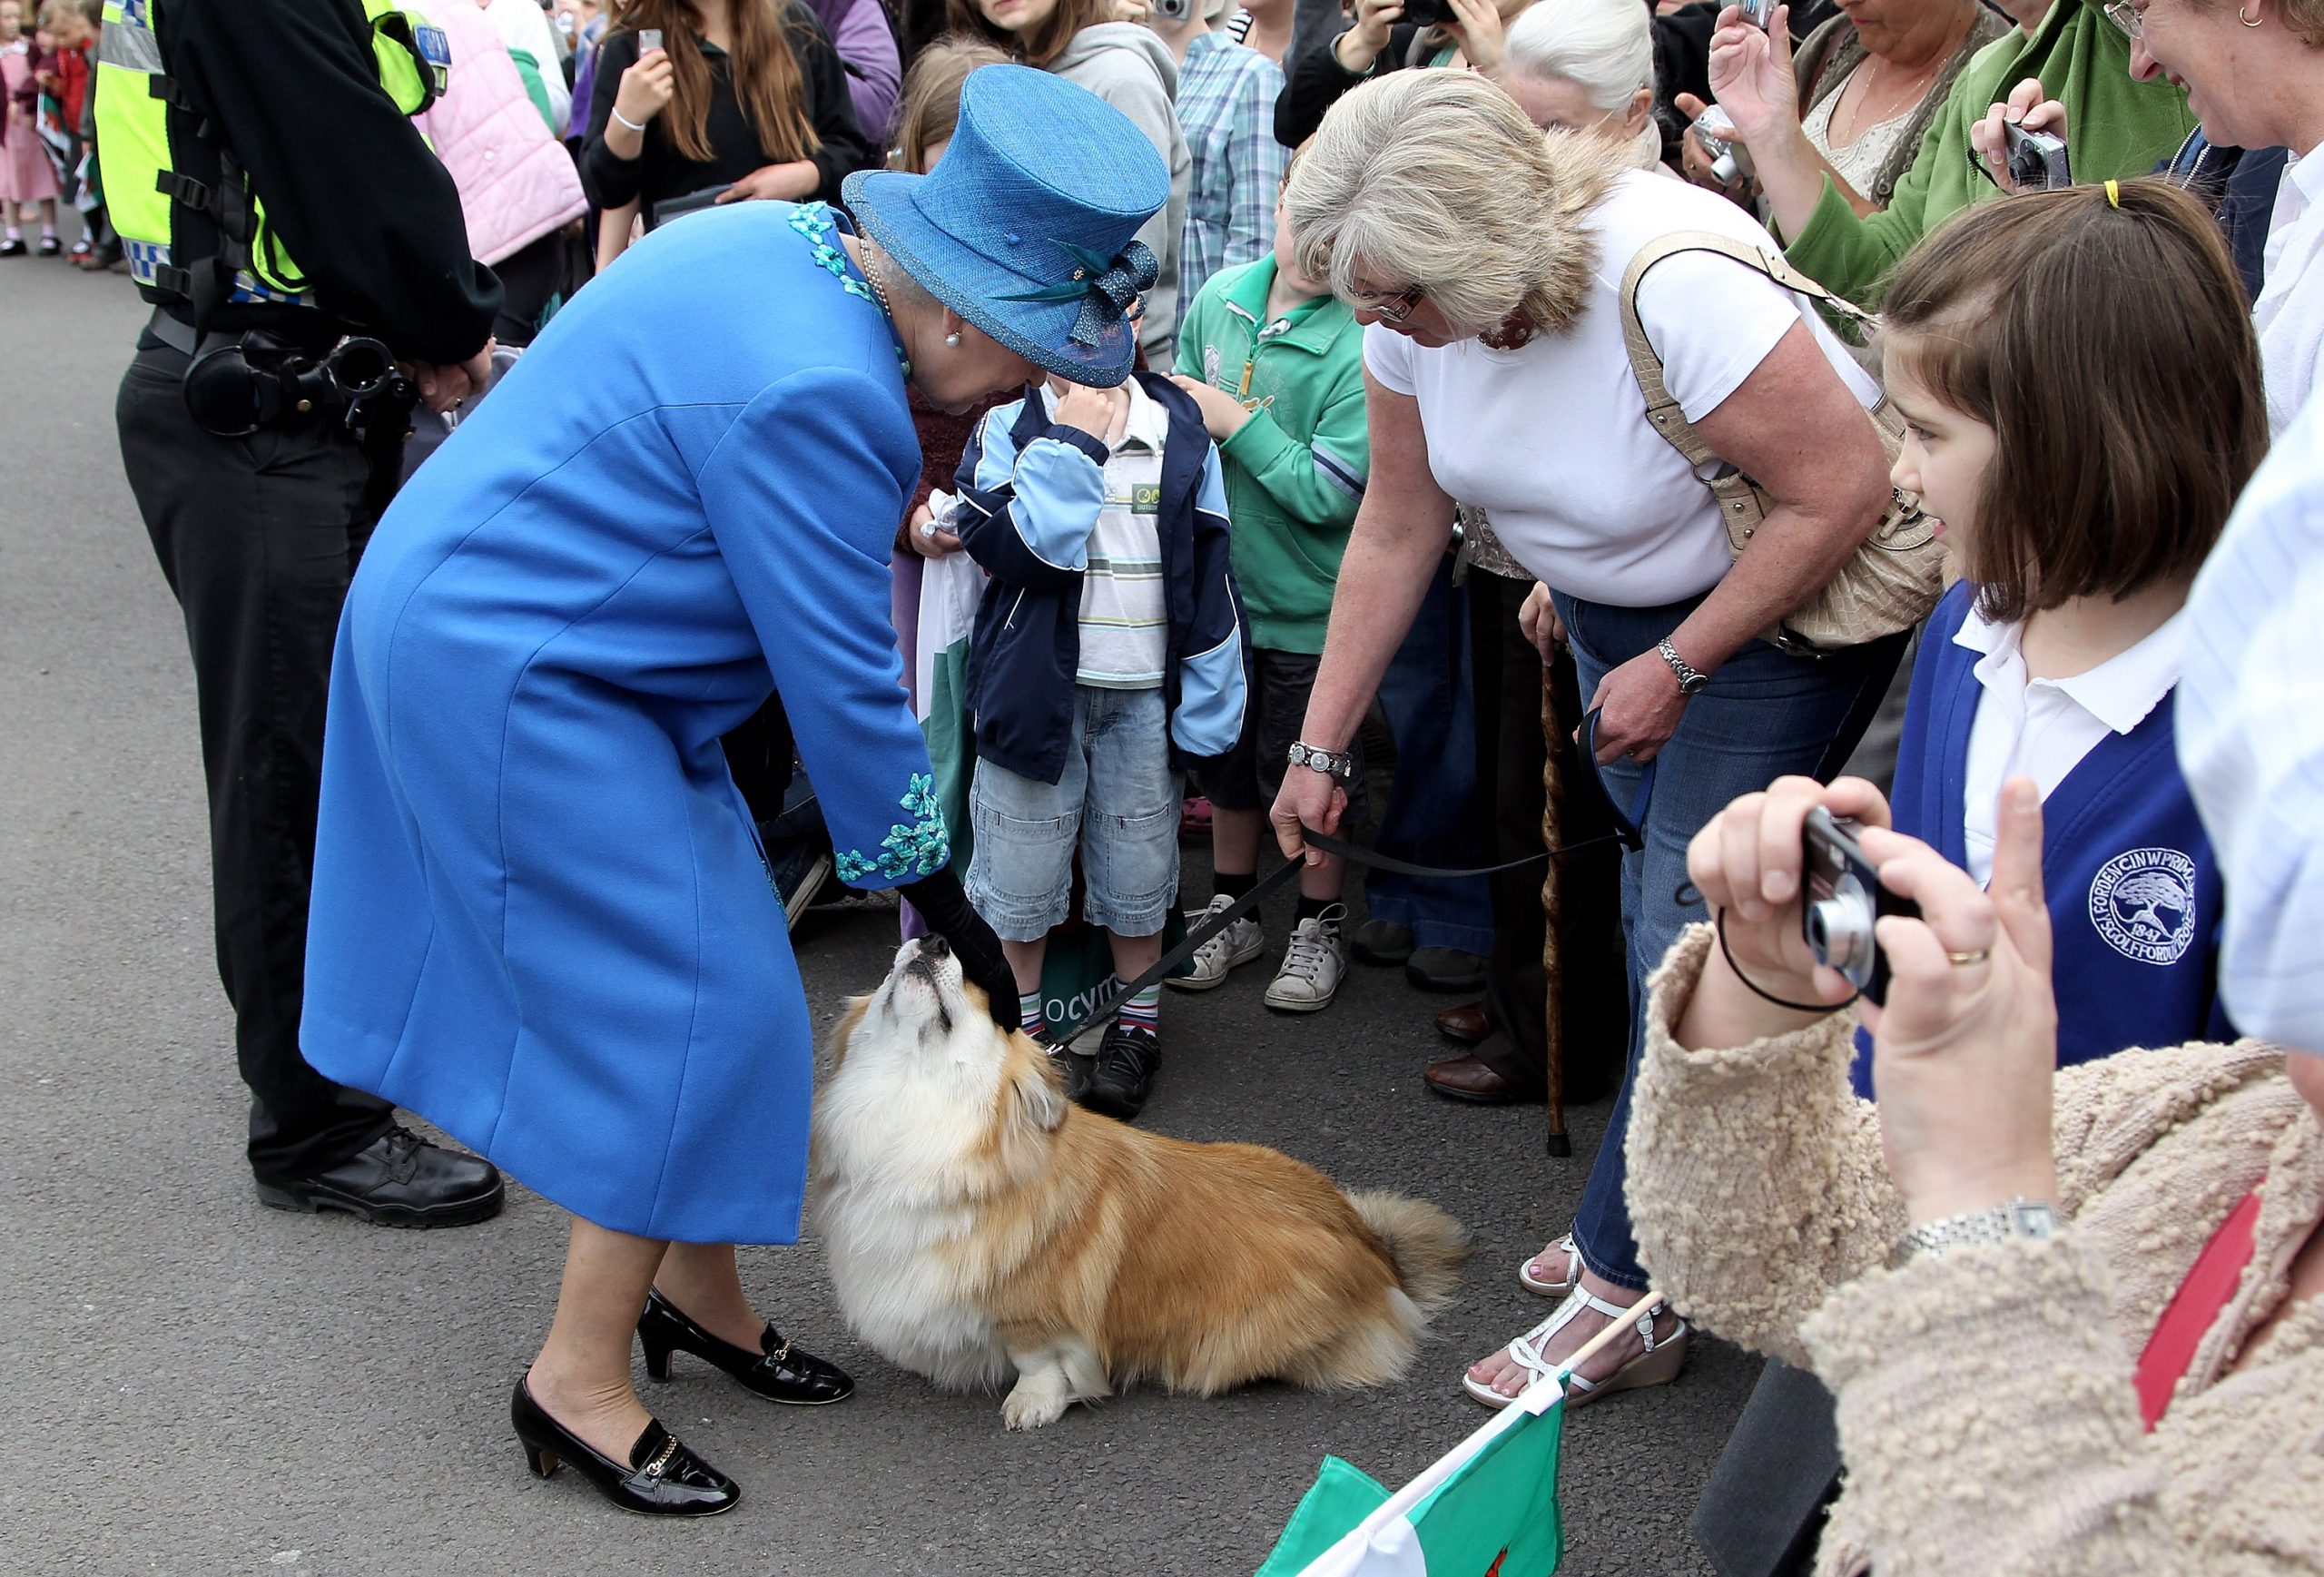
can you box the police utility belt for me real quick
[149,309,418,442]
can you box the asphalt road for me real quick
[0,261,1750,1576]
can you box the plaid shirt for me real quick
[1175,31,1287,316]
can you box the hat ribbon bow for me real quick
[996,240,1160,350]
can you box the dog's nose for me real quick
[920,935,950,960]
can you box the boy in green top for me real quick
[1695,0,2195,305]
[1166,161,1370,1015]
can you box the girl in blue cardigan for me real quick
[1850,178,2269,1095]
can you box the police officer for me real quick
[99,0,506,1225]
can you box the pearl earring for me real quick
[944,332,962,347]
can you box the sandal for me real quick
[1461,1286,1689,1411]
[1518,1234,1579,1298]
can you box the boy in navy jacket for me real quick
[951,370,1246,1121]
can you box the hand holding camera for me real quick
[614,30,676,133]
[1970,77,2073,193]
[1334,0,1408,76]
[1700,2,1798,150]
[1680,779,2063,1229]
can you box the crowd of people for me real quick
[72,0,2324,1566]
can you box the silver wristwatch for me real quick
[1286,741,1357,783]
[1895,1198,2060,1267]
[1656,637,1709,696]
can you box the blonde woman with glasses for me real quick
[1269,69,1905,1405]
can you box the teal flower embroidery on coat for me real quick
[789,202,911,379]
[835,774,949,882]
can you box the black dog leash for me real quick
[1045,823,1631,1049]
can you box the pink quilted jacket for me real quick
[413,0,586,267]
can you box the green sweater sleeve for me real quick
[1783,0,2195,307]
[1218,374,1369,532]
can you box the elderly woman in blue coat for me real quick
[299,65,1171,1519]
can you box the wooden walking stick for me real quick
[1541,662,1571,1158]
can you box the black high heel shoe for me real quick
[510,1375,740,1518]
[637,1287,854,1405]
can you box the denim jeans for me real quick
[1560,590,1906,1290]
[967,685,1182,941]
[1365,557,1495,954]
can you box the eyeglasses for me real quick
[2102,0,2144,38]
[1352,281,1428,324]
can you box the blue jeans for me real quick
[1365,557,1494,954]
[967,685,1182,941]
[1561,591,1905,1290]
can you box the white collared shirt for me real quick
[2254,143,2324,437]
[1036,379,1171,689]
[1956,606,2187,885]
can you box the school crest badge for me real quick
[2088,847,2198,965]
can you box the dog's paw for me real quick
[1000,1385,1071,1431]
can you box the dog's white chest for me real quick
[816,1183,1010,1389]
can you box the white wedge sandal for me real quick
[1461,1286,1689,1410]
[1517,1234,1580,1297]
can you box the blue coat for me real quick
[949,375,1247,784]
[1851,583,2229,1099]
[301,202,944,1245]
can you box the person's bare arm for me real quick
[1587,321,1890,763]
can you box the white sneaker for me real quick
[1264,905,1348,1013]
[1167,892,1266,991]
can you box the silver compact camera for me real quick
[1801,808,1920,1006]
[1737,0,1775,27]
[1689,104,1752,186]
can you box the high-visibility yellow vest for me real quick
[94,0,448,311]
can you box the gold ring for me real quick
[1946,949,1991,967]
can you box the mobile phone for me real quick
[638,26,663,53]
[2003,119,2072,191]
[1800,808,1921,1006]
[1737,0,1775,29]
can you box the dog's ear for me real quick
[824,996,872,1075]
[1009,1036,1068,1133]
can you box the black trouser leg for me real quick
[117,353,394,1184]
[1466,571,1551,1092]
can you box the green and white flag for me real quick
[1256,1381,1565,1577]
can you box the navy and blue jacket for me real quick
[950,374,1247,786]
[1851,584,2230,1099]
[2161,131,2290,304]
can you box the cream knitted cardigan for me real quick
[1627,926,2324,1577]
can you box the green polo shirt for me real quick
[1175,256,1371,654]
[1783,0,2197,305]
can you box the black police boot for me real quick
[255,1124,505,1227]
[1082,1022,1161,1121]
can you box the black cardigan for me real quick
[581,15,873,219]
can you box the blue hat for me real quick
[842,64,1168,387]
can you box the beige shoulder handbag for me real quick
[1619,231,1945,655]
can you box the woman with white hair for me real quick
[1497,0,1662,164]
[1268,69,1906,1405]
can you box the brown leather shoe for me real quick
[1424,1052,1538,1105]
[1435,1002,1490,1046]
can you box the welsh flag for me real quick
[1256,1380,1565,1577]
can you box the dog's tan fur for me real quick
[812,941,1470,1427]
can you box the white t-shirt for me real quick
[2255,143,2324,439]
[1032,381,1172,689]
[1955,605,2186,886]
[1364,170,1882,608]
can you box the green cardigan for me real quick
[1174,256,1370,654]
[1783,0,2197,305]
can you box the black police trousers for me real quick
[117,349,395,1184]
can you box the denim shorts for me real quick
[967,685,1183,941]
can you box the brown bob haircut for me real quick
[1880,178,2269,625]
[890,35,1009,172]
[943,0,1109,67]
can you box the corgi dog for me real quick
[810,935,1470,1429]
